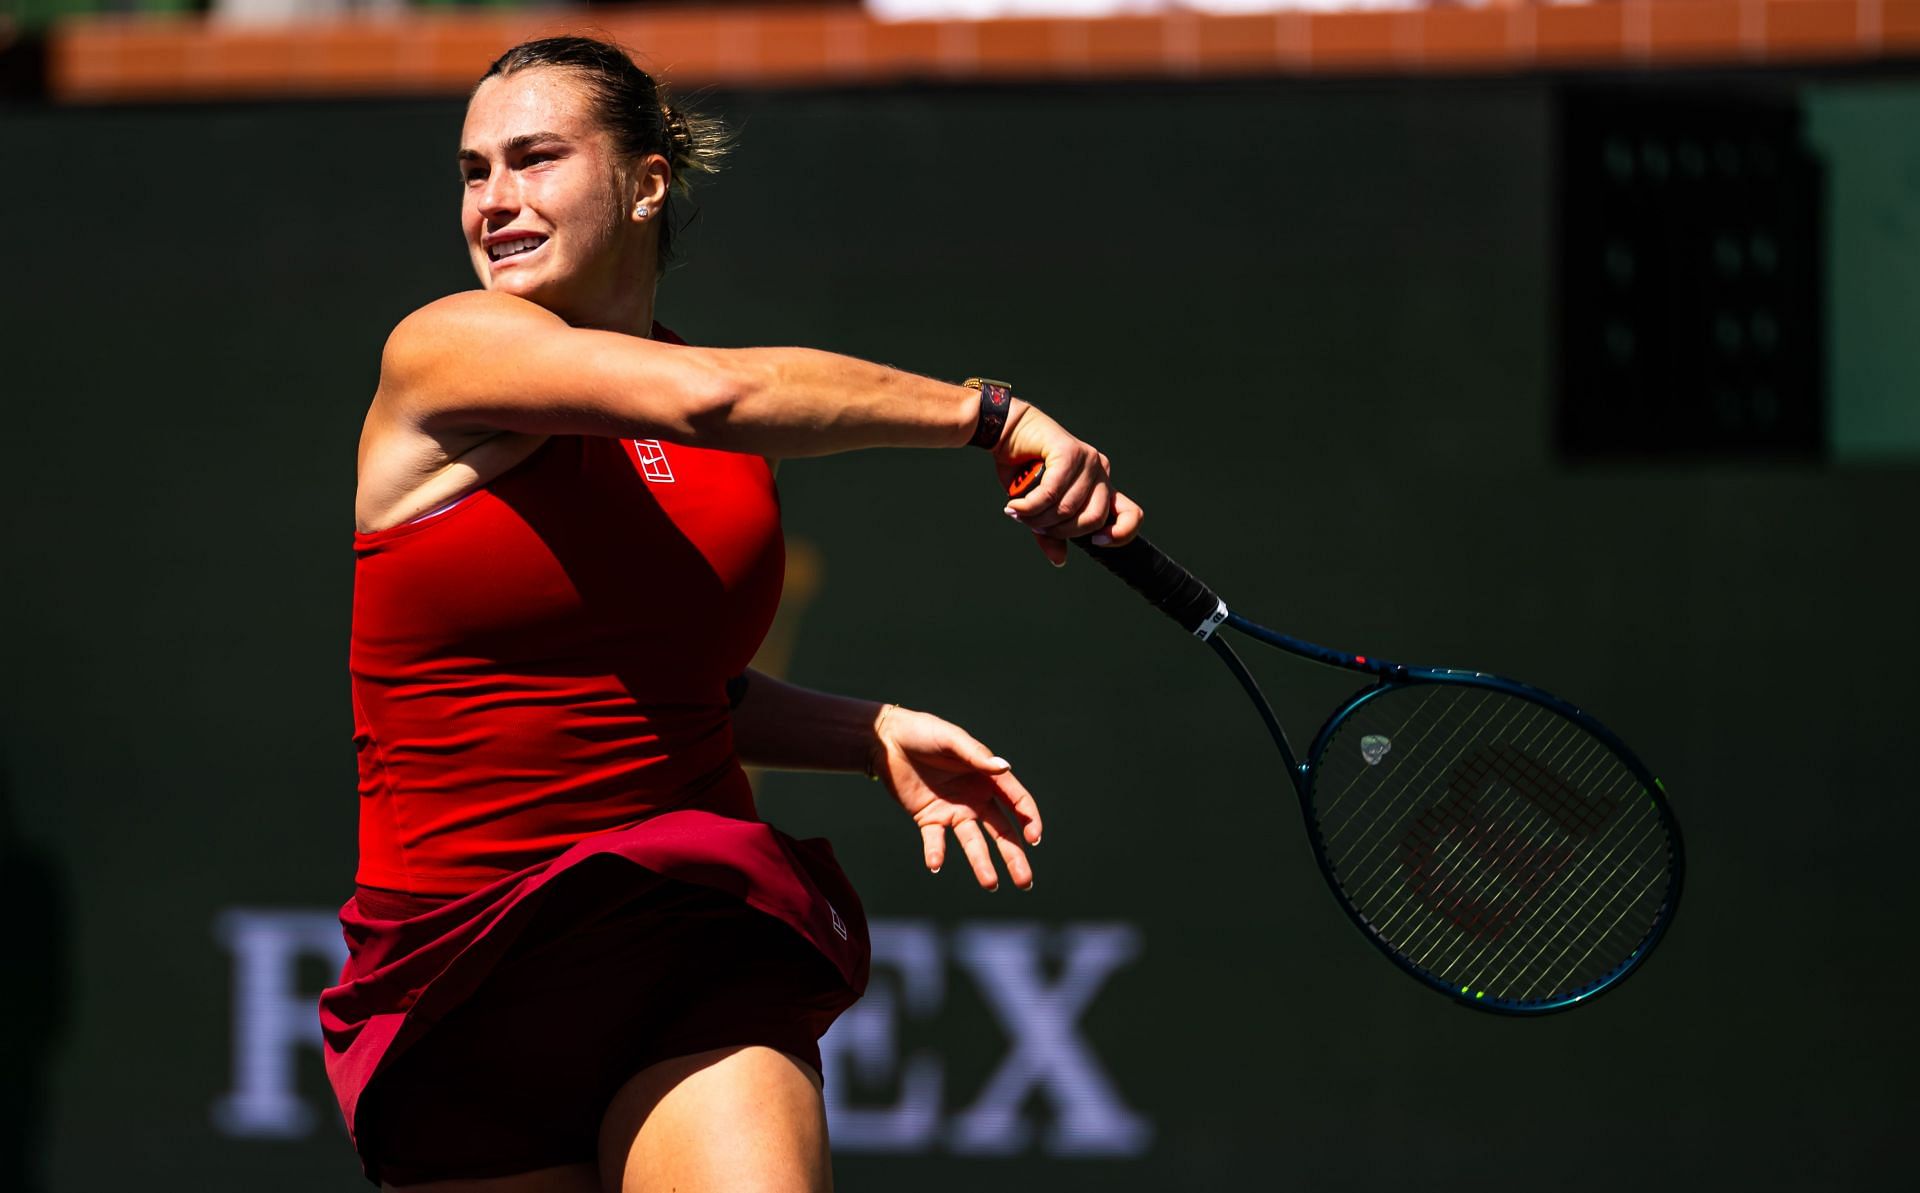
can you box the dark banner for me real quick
[2,78,1913,1191]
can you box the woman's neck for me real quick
[558,279,658,338]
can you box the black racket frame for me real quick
[1074,532,1686,1015]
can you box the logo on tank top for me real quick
[631,439,675,483]
[830,904,848,941]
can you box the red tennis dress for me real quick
[319,350,869,1184]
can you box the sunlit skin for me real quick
[459,69,671,337]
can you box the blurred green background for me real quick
[3,74,1916,1190]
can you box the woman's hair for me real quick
[477,35,731,274]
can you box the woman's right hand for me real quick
[992,401,1144,566]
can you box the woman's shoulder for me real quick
[375,291,573,426]
[385,290,560,361]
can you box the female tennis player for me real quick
[317,34,1142,1193]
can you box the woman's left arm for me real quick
[731,670,1042,892]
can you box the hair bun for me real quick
[663,106,693,165]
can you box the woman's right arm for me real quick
[380,290,974,454]
[377,289,1143,550]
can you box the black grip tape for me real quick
[1070,534,1222,635]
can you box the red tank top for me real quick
[350,384,784,895]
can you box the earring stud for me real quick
[634,202,650,220]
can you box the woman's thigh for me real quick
[597,1045,831,1193]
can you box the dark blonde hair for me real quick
[478,35,731,274]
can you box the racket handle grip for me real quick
[1004,457,1226,638]
[1070,534,1227,639]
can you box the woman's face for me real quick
[459,68,642,319]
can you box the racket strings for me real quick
[1357,712,1607,945]
[1318,687,1504,852]
[1438,802,1663,997]
[1333,696,1573,927]
[1309,684,1673,1006]
[1373,780,1656,998]
[1380,718,1658,996]
[1328,691,1537,882]
[1380,724,1660,999]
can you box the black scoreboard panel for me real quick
[1557,86,1825,460]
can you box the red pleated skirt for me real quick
[318,809,870,1186]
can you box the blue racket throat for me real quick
[1059,530,1684,1017]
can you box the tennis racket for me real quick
[1009,465,1683,1014]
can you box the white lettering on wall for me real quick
[210,912,1149,1157]
[819,921,1150,1157]
[817,921,946,1150]
[947,923,1152,1155]
[209,910,348,1139]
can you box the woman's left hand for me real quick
[869,704,1043,892]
